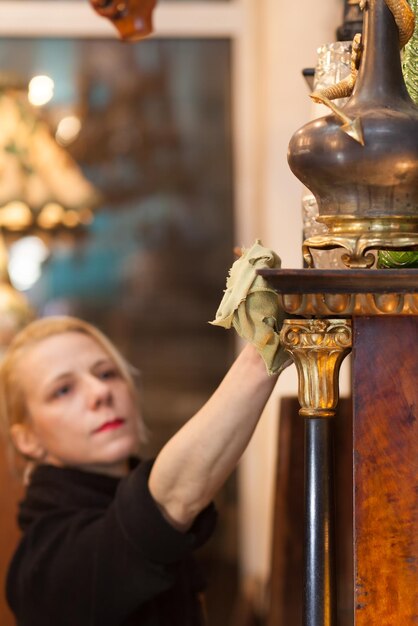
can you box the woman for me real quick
[0,315,279,626]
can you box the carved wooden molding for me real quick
[259,269,418,317]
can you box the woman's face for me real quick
[14,331,141,477]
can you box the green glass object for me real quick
[378,0,418,268]
[377,250,418,268]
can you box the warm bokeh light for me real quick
[37,202,65,230]
[55,115,82,146]
[0,201,33,231]
[28,75,55,106]
[8,236,49,291]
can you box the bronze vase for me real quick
[288,0,418,268]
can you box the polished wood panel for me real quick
[258,268,418,294]
[352,316,418,625]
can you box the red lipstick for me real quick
[94,418,125,434]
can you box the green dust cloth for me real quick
[210,240,292,376]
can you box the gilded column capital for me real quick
[280,319,352,418]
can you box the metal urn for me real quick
[288,0,418,268]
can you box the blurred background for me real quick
[0,1,346,624]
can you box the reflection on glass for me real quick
[0,37,234,454]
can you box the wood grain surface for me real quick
[353,316,418,625]
[257,269,418,294]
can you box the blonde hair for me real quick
[0,316,147,475]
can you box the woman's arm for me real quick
[148,343,278,531]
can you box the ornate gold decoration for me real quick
[280,319,352,418]
[279,292,418,317]
[257,267,418,316]
[387,0,416,48]
[303,216,418,269]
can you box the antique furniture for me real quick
[264,270,418,626]
[265,0,418,623]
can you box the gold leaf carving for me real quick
[279,293,418,317]
[280,319,352,418]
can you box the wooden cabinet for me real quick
[352,316,418,625]
[264,270,418,626]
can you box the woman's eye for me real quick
[98,368,118,380]
[52,384,72,399]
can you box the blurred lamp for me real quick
[0,87,100,241]
[0,232,34,355]
[0,84,101,349]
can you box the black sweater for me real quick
[6,460,217,626]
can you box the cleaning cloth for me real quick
[210,240,293,376]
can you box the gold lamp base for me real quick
[303,216,418,268]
